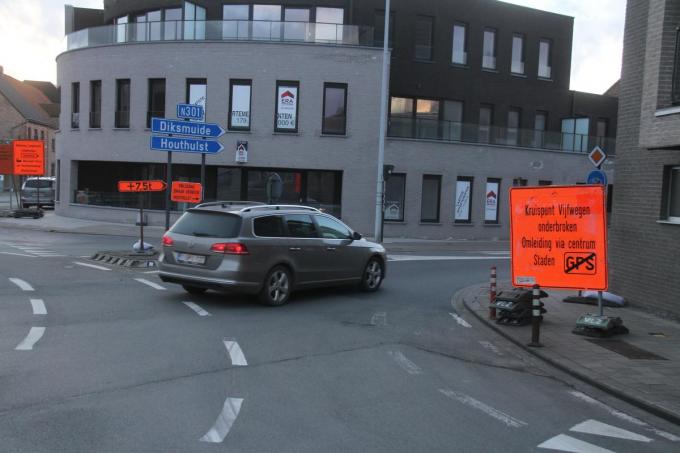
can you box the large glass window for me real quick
[374,10,394,47]
[538,39,552,79]
[223,4,249,39]
[561,117,589,152]
[507,108,521,146]
[115,79,130,128]
[421,175,441,223]
[306,170,342,217]
[511,34,525,74]
[164,8,182,40]
[673,28,680,104]
[275,81,299,133]
[186,78,207,120]
[443,100,463,141]
[148,10,161,41]
[389,97,414,137]
[134,14,147,42]
[322,83,348,135]
[316,7,343,42]
[284,7,310,41]
[596,118,608,148]
[415,16,433,60]
[452,23,467,65]
[455,176,473,223]
[229,80,251,131]
[89,80,101,128]
[147,78,166,128]
[534,111,547,148]
[416,99,440,139]
[664,166,680,222]
[384,173,406,222]
[482,28,497,70]
[253,4,281,40]
[115,16,128,43]
[479,104,493,143]
[484,178,500,224]
[71,82,79,129]
[184,1,206,40]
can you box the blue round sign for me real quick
[587,170,608,186]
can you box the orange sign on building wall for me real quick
[509,185,608,290]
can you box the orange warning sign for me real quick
[171,181,203,203]
[118,180,167,192]
[509,185,608,290]
[10,140,45,176]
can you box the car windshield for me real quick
[170,211,241,238]
[24,180,53,189]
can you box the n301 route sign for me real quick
[176,103,204,121]
[150,136,224,154]
[509,185,608,290]
[118,180,167,193]
[171,181,203,203]
[151,118,225,139]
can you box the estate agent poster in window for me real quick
[485,180,500,223]
[276,84,299,131]
[455,178,472,222]
[230,82,251,130]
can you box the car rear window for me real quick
[171,211,241,238]
[24,180,53,189]
[253,215,285,237]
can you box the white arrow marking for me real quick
[537,434,615,453]
[74,261,112,271]
[388,350,422,375]
[224,340,247,366]
[9,278,34,291]
[449,312,472,328]
[183,301,211,317]
[30,299,47,315]
[134,278,166,290]
[370,312,387,327]
[200,397,244,443]
[439,389,527,428]
[570,420,652,442]
[15,327,46,350]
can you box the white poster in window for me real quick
[231,84,250,128]
[455,180,471,221]
[485,181,499,222]
[384,201,402,220]
[276,86,298,130]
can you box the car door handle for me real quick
[326,247,337,252]
[289,247,302,251]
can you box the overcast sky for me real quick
[0,0,625,94]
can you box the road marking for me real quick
[74,261,112,271]
[0,252,35,258]
[569,391,680,442]
[15,327,46,351]
[144,270,160,274]
[570,419,652,442]
[388,350,422,375]
[482,251,511,255]
[538,434,614,453]
[183,301,211,317]
[224,340,248,366]
[9,278,34,292]
[370,312,387,327]
[30,299,47,315]
[449,312,472,328]
[388,255,510,262]
[439,389,527,428]
[478,340,503,356]
[200,397,244,443]
[134,278,166,290]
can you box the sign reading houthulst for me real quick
[509,185,608,290]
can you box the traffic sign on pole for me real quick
[150,136,224,154]
[588,146,607,168]
[176,103,204,121]
[151,118,225,138]
[587,169,608,186]
[171,181,203,203]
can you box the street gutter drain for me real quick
[587,339,668,360]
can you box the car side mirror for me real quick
[351,231,362,241]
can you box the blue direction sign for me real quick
[150,136,224,154]
[587,169,608,186]
[151,118,225,138]
[176,103,204,121]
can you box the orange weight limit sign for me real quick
[171,181,203,203]
[118,180,167,192]
[509,185,608,291]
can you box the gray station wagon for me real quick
[158,202,387,305]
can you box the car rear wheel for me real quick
[360,258,384,292]
[259,266,292,306]
[182,285,207,295]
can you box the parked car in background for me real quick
[158,202,387,306]
[20,177,56,209]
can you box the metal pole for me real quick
[201,153,206,198]
[37,175,40,209]
[373,0,391,243]
[489,266,497,320]
[528,284,543,347]
[598,290,604,317]
[139,192,144,252]
[165,151,172,230]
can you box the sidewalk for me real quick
[461,282,680,425]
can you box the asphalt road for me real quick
[0,227,678,452]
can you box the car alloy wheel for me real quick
[361,258,383,292]
[260,266,291,306]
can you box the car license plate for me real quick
[175,252,206,265]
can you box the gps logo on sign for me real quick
[564,252,597,275]
[280,90,295,105]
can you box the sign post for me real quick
[118,180,167,251]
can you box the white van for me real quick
[20,177,56,209]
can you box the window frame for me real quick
[511,33,526,75]
[482,27,497,70]
[414,15,434,61]
[451,22,468,66]
[89,80,102,129]
[274,80,300,133]
[664,165,680,223]
[420,174,442,223]
[384,172,406,222]
[454,176,474,224]
[115,78,131,129]
[322,82,348,135]
[484,178,501,224]
[71,82,80,129]
[673,27,680,105]
[538,38,553,79]
[229,79,252,131]
[147,78,166,128]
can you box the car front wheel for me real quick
[259,266,292,306]
[360,258,384,292]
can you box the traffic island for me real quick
[91,250,158,268]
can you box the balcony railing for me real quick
[66,20,376,51]
[387,117,616,154]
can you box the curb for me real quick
[458,285,680,427]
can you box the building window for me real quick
[561,117,589,152]
[71,82,80,129]
[147,78,166,128]
[164,8,182,40]
[222,4,249,39]
[421,175,441,223]
[673,28,680,105]
[374,10,394,47]
[484,178,501,224]
[538,180,552,186]
[455,176,473,223]
[284,7,310,41]
[229,80,251,131]
[507,108,521,146]
[538,39,552,79]
[40,130,45,141]
[452,23,468,65]
[315,7,344,42]
[511,33,525,75]
[115,79,130,128]
[596,118,608,148]
[253,4,282,39]
[482,28,497,70]
[115,16,128,42]
[322,83,348,135]
[443,100,463,141]
[479,104,493,143]
[534,111,548,148]
[513,178,528,186]
[148,10,161,41]
[186,78,207,120]
[184,1,206,40]
[416,99,440,139]
[389,97,414,137]
[89,80,101,128]
[415,16,434,60]
[275,81,300,133]
[663,166,680,222]
[384,173,406,222]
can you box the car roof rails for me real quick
[195,201,266,209]
[240,204,321,213]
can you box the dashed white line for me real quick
[9,278,34,292]
[15,327,46,351]
[0,252,35,258]
[30,299,47,315]
[570,419,652,442]
[200,397,244,443]
[370,312,387,327]
[537,434,614,453]
[134,278,166,290]
[388,350,422,375]
[73,261,112,271]
[439,389,528,428]
[449,312,472,328]
[144,270,160,274]
[388,255,510,261]
[224,340,248,366]
[183,301,211,317]
[478,340,503,356]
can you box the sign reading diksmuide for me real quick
[276,86,298,130]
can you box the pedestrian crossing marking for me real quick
[538,434,615,453]
[570,420,652,443]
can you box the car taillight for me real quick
[162,235,174,247]
[210,243,249,255]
